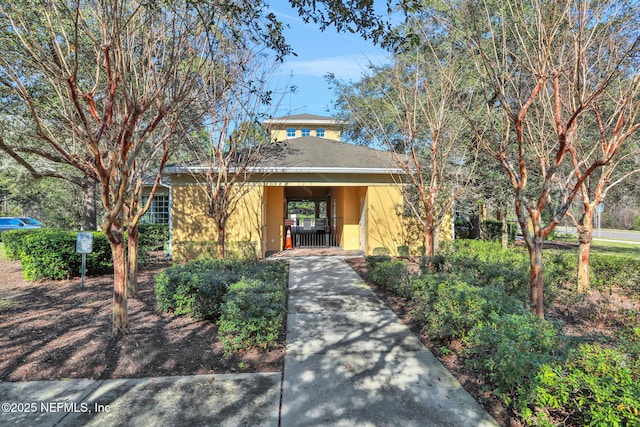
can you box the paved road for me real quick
[557,226,640,243]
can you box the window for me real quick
[141,195,170,224]
[315,128,325,138]
[301,128,310,137]
[286,128,296,138]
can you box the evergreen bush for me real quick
[137,224,169,251]
[369,259,411,295]
[3,229,112,280]
[528,343,640,426]
[218,278,287,352]
[154,258,238,318]
[465,311,562,405]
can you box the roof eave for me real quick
[165,165,406,175]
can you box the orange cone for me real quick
[285,226,293,250]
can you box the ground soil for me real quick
[0,259,284,382]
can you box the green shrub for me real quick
[483,220,517,242]
[2,229,38,260]
[590,254,640,290]
[420,254,448,273]
[372,246,391,256]
[154,258,287,322]
[5,229,113,280]
[397,245,410,257]
[137,224,169,251]
[369,260,411,295]
[445,241,529,294]
[411,277,526,341]
[365,254,392,270]
[85,232,115,275]
[528,343,640,426]
[218,277,287,352]
[465,311,562,405]
[154,258,238,319]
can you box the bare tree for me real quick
[331,24,478,256]
[0,0,291,333]
[454,0,640,317]
[569,130,640,292]
[0,0,210,334]
[183,45,284,259]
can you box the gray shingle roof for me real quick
[259,136,399,170]
[165,137,405,174]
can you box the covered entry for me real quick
[285,186,341,248]
[263,185,367,253]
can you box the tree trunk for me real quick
[217,224,226,259]
[107,222,129,335]
[127,224,139,298]
[81,180,97,231]
[470,214,480,239]
[576,206,594,294]
[527,236,545,318]
[424,228,435,257]
[500,211,509,249]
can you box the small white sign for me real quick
[76,232,93,254]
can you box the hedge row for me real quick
[367,241,640,426]
[154,258,287,353]
[2,224,169,281]
[3,229,112,280]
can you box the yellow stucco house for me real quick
[164,114,424,260]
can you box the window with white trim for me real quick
[286,128,296,138]
[141,195,170,224]
[315,128,325,137]
[301,128,310,137]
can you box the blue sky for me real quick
[268,1,391,117]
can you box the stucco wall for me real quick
[171,182,264,260]
[264,186,285,253]
[366,186,405,255]
[169,174,428,258]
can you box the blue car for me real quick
[0,217,44,235]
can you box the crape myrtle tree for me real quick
[0,0,291,334]
[329,20,479,256]
[0,0,210,334]
[451,0,640,316]
[183,42,283,259]
[569,125,640,292]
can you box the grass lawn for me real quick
[591,240,640,260]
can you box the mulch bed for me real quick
[0,260,283,382]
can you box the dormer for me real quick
[263,114,343,142]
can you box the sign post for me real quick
[76,232,93,289]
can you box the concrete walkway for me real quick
[0,256,498,426]
[0,373,281,426]
[281,256,498,426]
